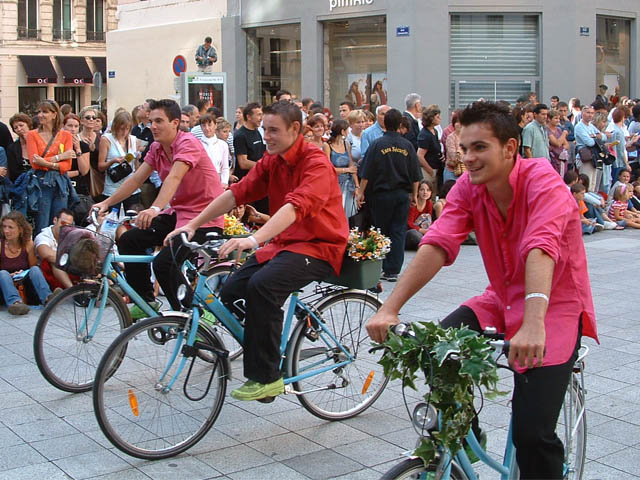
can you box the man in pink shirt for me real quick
[94,99,224,317]
[366,101,597,479]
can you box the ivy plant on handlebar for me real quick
[376,322,507,467]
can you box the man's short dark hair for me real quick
[309,102,323,111]
[207,106,223,118]
[557,101,569,109]
[533,103,548,114]
[591,100,606,111]
[56,208,75,219]
[458,101,520,146]
[551,96,560,102]
[243,102,262,121]
[383,108,403,132]
[275,90,292,101]
[151,99,182,122]
[204,36,212,43]
[563,170,578,185]
[301,98,314,107]
[340,101,355,110]
[262,100,302,129]
[570,183,586,194]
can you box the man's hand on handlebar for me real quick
[366,309,400,343]
[164,224,196,247]
[218,237,255,262]
[507,321,546,370]
[92,201,109,216]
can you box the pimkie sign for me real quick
[329,0,374,12]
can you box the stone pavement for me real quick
[1,230,639,479]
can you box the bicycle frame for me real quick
[154,268,356,391]
[76,251,157,340]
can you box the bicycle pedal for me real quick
[256,396,275,403]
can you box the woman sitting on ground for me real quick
[405,180,434,250]
[432,179,456,220]
[0,211,53,315]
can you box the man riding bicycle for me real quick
[167,100,349,402]
[93,99,224,316]
[366,101,598,479]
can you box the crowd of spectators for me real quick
[0,86,638,313]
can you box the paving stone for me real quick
[590,419,640,447]
[332,437,405,467]
[196,444,273,474]
[596,446,640,476]
[11,417,80,443]
[283,449,363,479]
[137,455,220,480]
[0,461,72,479]
[228,461,309,480]
[30,432,103,461]
[297,422,370,448]
[0,443,47,471]
[53,449,132,479]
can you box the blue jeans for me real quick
[34,181,68,236]
[0,267,52,305]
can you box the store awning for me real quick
[20,56,58,84]
[91,57,106,83]
[56,56,93,84]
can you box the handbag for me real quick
[107,136,134,183]
[578,146,593,163]
[591,141,616,166]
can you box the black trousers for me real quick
[117,213,221,310]
[369,189,410,275]
[441,305,580,480]
[219,251,333,384]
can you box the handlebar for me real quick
[89,207,137,228]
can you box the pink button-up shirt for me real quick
[420,156,598,370]
[145,130,223,229]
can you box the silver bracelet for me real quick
[524,292,549,302]
[150,206,161,213]
[248,235,259,249]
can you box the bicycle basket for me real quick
[55,226,114,277]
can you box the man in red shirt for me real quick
[167,101,349,401]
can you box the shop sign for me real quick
[396,26,410,36]
[36,78,49,84]
[329,0,374,12]
[72,78,85,84]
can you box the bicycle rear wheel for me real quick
[202,264,242,360]
[286,290,388,420]
[380,457,467,480]
[33,282,131,393]
[92,315,227,459]
[559,375,586,479]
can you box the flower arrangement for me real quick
[223,214,251,236]
[346,227,391,262]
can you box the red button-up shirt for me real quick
[229,135,349,274]
[420,156,598,370]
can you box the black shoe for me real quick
[368,282,383,294]
[381,272,398,282]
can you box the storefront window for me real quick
[18,87,47,116]
[324,16,386,115]
[246,24,301,106]
[450,14,540,108]
[55,86,80,113]
[596,16,631,99]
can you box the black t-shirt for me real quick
[233,126,265,180]
[0,122,12,151]
[361,132,422,195]
[73,140,93,195]
[417,127,443,169]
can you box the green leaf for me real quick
[433,340,461,366]
[414,438,437,466]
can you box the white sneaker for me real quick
[594,223,605,232]
[604,221,617,230]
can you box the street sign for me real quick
[580,26,590,36]
[108,70,115,78]
[173,55,187,77]
[396,26,410,37]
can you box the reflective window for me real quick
[17,0,39,39]
[246,24,301,105]
[596,16,631,98]
[53,0,72,40]
[86,0,104,41]
[324,16,387,115]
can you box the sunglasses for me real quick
[84,116,96,120]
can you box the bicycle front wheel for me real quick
[33,282,131,393]
[202,264,242,361]
[287,290,388,420]
[93,315,227,459]
[380,457,468,480]
[559,375,586,480]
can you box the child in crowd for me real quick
[630,182,640,211]
[577,174,619,229]
[199,113,230,188]
[405,180,434,250]
[608,183,640,229]
[571,183,604,234]
[230,204,270,231]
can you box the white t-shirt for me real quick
[200,134,230,185]
[34,226,57,257]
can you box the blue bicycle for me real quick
[380,324,588,480]
[92,234,387,459]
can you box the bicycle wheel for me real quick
[380,457,467,480]
[93,315,227,459]
[559,375,586,480]
[202,264,243,361]
[286,290,388,420]
[34,282,131,393]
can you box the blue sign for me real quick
[396,26,410,37]
[172,55,187,77]
[580,26,590,36]
[108,70,115,78]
